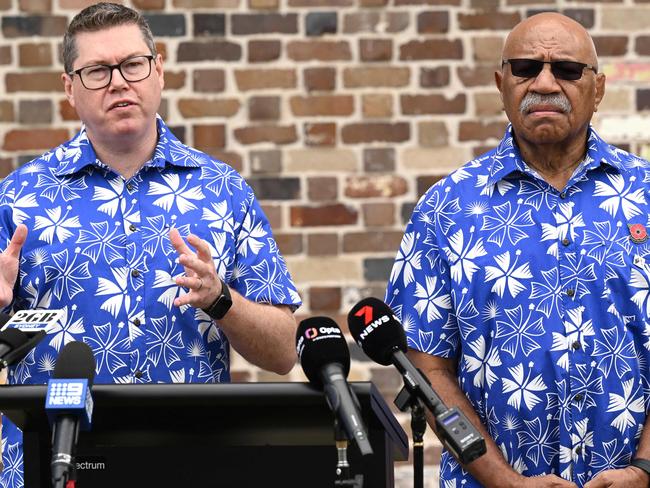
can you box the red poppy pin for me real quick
[629,223,649,244]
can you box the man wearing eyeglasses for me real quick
[0,4,301,487]
[387,11,650,488]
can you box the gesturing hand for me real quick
[169,228,221,310]
[0,224,27,308]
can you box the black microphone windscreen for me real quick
[0,327,28,350]
[53,341,96,386]
[296,317,350,389]
[347,297,407,366]
[0,312,12,329]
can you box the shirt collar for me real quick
[485,124,627,187]
[53,116,201,177]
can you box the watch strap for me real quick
[202,277,232,320]
[631,458,650,480]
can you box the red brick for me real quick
[291,204,358,227]
[4,129,68,150]
[156,42,167,61]
[232,13,297,35]
[287,41,352,61]
[262,204,282,229]
[249,0,279,8]
[290,95,354,116]
[0,101,14,122]
[342,123,410,144]
[459,120,507,141]
[193,69,226,92]
[308,177,338,201]
[249,96,280,121]
[304,67,336,91]
[417,11,449,33]
[164,71,186,90]
[213,151,243,172]
[234,125,297,145]
[177,41,241,62]
[173,0,240,7]
[0,0,9,8]
[19,100,52,124]
[362,94,393,118]
[60,0,113,7]
[178,99,240,118]
[18,0,51,13]
[234,69,296,91]
[363,202,395,227]
[363,148,394,172]
[360,0,388,5]
[6,72,63,92]
[593,36,628,56]
[193,124,226,150]
[304,123,336,146]
[458,11,521,29]
[18,43,51,66]
[637,36,650,55]
[307,233,339,255]
[250,149,281,173]
[401,94,466,115]
[133,0,165,8]
[359,39,392,62]
[395,0,459,4]
[289,0,352,5]
[343,67,409,88]
[343,12,408,33]
[419,67,449,88]
[419,121,449,147]
[343,231,404,252]
[248,40,281,62]
[458,66,496,87]
[309,287,341,311]
[59,99,79,121]
[399,40,463,60]
[230,370,252,382]
[0,46,11,64]
[344,175,407,198]
[0,158,14,178]
[274,233,303,255]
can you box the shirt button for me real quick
[574,393,583,402]
[129,223,137,232]
[131,269,140,278]
[562,238,570,246]
[127,183,134,192]
[572,341,581,350]
[134,370,143,379]
[575,446,582,455]
[560,192,567,199]
[133,318,141,327]
[566,288,575,297]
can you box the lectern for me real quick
[0,382,408,487]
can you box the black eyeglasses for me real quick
[69,55,155,90]
[502,58,598,81]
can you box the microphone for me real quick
[0,309,63,371]
[45,341,96,488]
[348,297,486,465]
[296,317,373,456]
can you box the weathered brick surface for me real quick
[2,4,646,482]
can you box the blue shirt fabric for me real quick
[386,125,650,487]
[0,117,301,488]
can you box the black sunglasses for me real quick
[502,58,598,81]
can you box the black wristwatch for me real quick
[202,277,232,320]
[631,458,650,480]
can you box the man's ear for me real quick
[593,72,606,112]
[62,73,75,108]
[495,70,504,106]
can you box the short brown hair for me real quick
[63,2,156,73]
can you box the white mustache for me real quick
[519,92,572,114]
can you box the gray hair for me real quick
[63,2,156,74]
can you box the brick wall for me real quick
[2,1,650,485]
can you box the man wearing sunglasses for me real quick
[387,11,650,488]
[0,4,301,487]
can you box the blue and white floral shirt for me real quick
[386,125,650,487]
[0,117,301,488]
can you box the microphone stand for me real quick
[333,418,364,488]
[395,386,426,488]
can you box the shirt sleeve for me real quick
[385,188,459,359]
[230,181,301,311]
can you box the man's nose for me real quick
[108,66,129,89]
[529,63,561,93]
